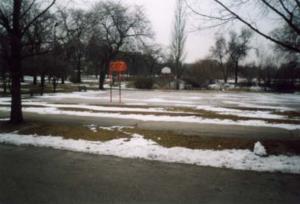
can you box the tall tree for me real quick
[210,35,228,83]
[171,0,187,89]
[58,9,90,83]
[0,0,56,124]
[90,1,151,89]
[227,29,253,85]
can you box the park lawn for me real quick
[0,119,300,156]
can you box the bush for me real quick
[272,80,296,93]
[69,74,78,83]
[134,77,154,89]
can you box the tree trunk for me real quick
[76,59,81,83]
[221,63,228,84]
[40,73,45,96]
[175,58,180,90]
[10,68,23,124]
[61,75,65,84]
[99,61,108,90]
[52,77,57,93]
[33,75,37,85]
[2,74,7,94]
[234,62,239,85]
[10,37,23,124]
[9,0,23,124]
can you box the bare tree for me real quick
[0,0,56,124]
[227,29,253,85]
[90,1,152,89]
[210,35,228,83]
[58,9,91,83]
[171,0,187,90]
[186,0,300,53]
[142,44,163,77]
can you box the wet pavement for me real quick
[0,144,300,204]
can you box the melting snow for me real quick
[0,133,299,174]
[254,142,268,157]
[2,106,298,130]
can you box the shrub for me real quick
[134,77,154,89]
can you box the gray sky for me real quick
[124,0,215,63]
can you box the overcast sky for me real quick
[124,0,218,63]
[66,0,275,63]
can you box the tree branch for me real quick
[20,0,36,19]
[184,0,234,21]
[213,0,300,53]
[260,0,300,35]
[0,8,11,31]
[21,0,56,37]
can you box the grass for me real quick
[123,127,300,155]
[25,104,299,126]
[0,121,129,142]
[168,107,300,125]
[275,111,300,119]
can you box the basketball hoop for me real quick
[109,61,128,103]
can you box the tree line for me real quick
[0,0,299,124]
[0,0,161,123]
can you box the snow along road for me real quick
[0,133,299,174]
[0,144,300,204]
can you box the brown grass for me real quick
[168,107,300,125]
[1,120,300,155]
[0,121,129,142]
[124,127,300,155]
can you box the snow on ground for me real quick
[36,90,300,111]
[98,126,134,131]
[0,133,299,174]
[254,142,268,157]
[21,102,171,113]
[196,105,286,120]
[0,106,299,130]
[0,97,11,105]
[1,91,300,130]
[86,124,98,133]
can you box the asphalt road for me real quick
[0,144,300,204]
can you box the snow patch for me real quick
[196,105,286,120]
[87,124,98,133]
[0,133,299,174]
[7,106,299,130]
[254,142,267,157]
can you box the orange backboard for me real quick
[110,61,128,73]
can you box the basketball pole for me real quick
[119,73,121,103]
[110,72,112,103]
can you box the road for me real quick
[0,144,300,204]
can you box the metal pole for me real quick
[110,73,112,103]
[119,73,121,103]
